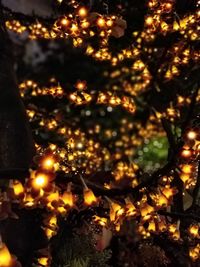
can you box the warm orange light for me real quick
[181,164,193,174]
[70,23,79,33]
[189,245,200,261]
[81,21,90,29]
[189,225,199,238]
[44,228,55,239]
[32,172,49,190]
[0,243,12,267]
[110,201,124,222]
[46,191,59,203]
[12,181,24,196]
[180,173,190,183]
[169,224,177,234]
[106,19,114,27]
[46,215,57,229]
[41,156,55,170]
[172,229,180,240]
[78,7,88,18]
[38,257,48,266]
[187,130,197,140]
[158,220,167,232]
[145,16,153,26]
[62,191,74,207]
[148,220,156,232]
[84,189,97,205]
[23,193,35,207]
[75,80,87,90]
[165,2,172,11]
[181,149,192,158]
[97,17,106,27]
[140,203,154,220]
[61,18,70,27]
[125,198,137,217]
[93,215,108,227]
[161,187,175,199]
[157,195,168,206]
[57,206,66,214]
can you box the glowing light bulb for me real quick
[145,16,153,26]
[84,189,97,205]
[125,198,137,217]
[0,243,12,267]
[75,80,87,90]
[78,7,88,18]
[61,18,70,27]
[38,257,48,266]
[110,201,124,222]
[181,164,193,174]
[62,191,74,207]
[189,225,199,238]
[41,156,55,170]
[93,215,108,227]
[148,220,156,232]
[181,149,192,158]
[97,17,106,27]
[140,203,154,220]
[187,130,197,140]
[32,173,49,190]
[180,173,190,183]
[12,181,24,196]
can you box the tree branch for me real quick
[1,4,57,25]
[181,86,199,131]
[158,210,200,222]
[57,160,174,198]
[161,118,176,147]
[192,162,200,207]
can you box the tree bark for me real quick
[0,12,35,178]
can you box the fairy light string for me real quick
[0,0,200,265]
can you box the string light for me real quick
[0,237,12,267]
[0,1,199,265]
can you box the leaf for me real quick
[111,18,127,38]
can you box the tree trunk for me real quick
[0,13,35,178]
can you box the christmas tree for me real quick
[0,0,199,266]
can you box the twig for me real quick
[161,118,176,151]
[57,160,174,197]
[192,162,200,207]
[1,4,57,25]
[158,210,200,222]
[181,86,199,131]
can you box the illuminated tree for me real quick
[0,0,199,266]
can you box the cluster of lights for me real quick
[19,79,64,98]
[112,161,139,187]
[18,77,200,252]
[150,185,177,208]
[87,0,199,73]
[103,65,151,99]
[93,177,178,234]
[20,78,167,166]
[5,6,124,48]
[142,0,200,79]
[19,79,136,114]
[152,93,200,122]
[97,92,136,114]
[39,140,109,176]
[0,123,199,264]
[179,129,200,188]
[0,0,200,265]
[4,0,199,80]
